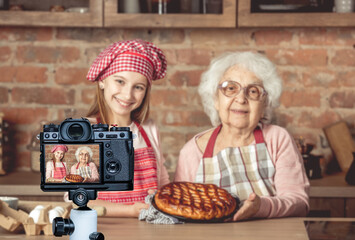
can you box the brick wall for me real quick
[0,27,354,176]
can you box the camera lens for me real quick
[52,217,75,236]
[72,189,89,207]
[68,124,84,140]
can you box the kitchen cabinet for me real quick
[238,0,355,27]
[0,0,103,27]
[0,0,353,28]
[104,0,236,28]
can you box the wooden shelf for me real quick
[0,0,103,27]
[238,0,355,27]
[309,172,355,198]
[1,171,353,198]
[0,171,62,200]
[103,0,236,28]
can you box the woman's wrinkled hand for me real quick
[233,193,261,221]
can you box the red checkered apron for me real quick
[195,125,276,201]
[97,121,158,203]
[52,161,67,180]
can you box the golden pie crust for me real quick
[154,182,237,220]
[65,174,84,183]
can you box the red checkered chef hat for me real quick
[51,145,68,153]
[86,39,167,84]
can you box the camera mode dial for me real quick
[110,126,130,131]
[92,123,109,132]
[43,123,59,132]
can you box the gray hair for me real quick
[198,51,283,127]
[75,146,93,162]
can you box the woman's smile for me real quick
[231,108,249,115]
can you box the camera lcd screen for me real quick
[44,144,101,184]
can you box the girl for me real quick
[46,145,69,183]
[85,39,170,217]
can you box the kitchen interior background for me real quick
[0,26,354,177]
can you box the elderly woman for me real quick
[70,146,99,183]
[174,51,309,221]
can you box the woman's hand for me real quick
[82,177,88,183]
[233,193,261,221]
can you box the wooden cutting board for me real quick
[324,121,355,172]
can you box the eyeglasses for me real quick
[217,81,267,101]
[79,153,90,158]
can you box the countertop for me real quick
[1,171,354,198]
[0,217,310,240]
[1,217,354,240]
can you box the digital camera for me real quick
[39,118,134,206]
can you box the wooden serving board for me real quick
[324,121,355,172]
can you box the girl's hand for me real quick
[82,177,88,183]
[147,189,157,195]
[233,193,261,221]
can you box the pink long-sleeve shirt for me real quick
[174,124,310,218]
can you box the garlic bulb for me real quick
[48,206,65,223]
[29,205,44,223]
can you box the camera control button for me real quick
[52,133,57,138]
[98,133,104,138]
[105,143,111,148]
[110,126,120,131]
[45,133,50,138]
[106,161,120,174]
[107,134,118,138]
[119,133,125,138]
[105,151,113,157]
[118,127,130,131]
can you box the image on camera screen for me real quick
[44,144,100,184]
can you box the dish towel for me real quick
[139,194,184,224]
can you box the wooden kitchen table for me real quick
[1,217,354,240]
[0,217,311,240]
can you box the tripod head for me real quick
[52,189,104,240]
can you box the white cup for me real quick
[334,0,354,13]
[0,196,19,210]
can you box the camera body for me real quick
[40,118,134,195]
